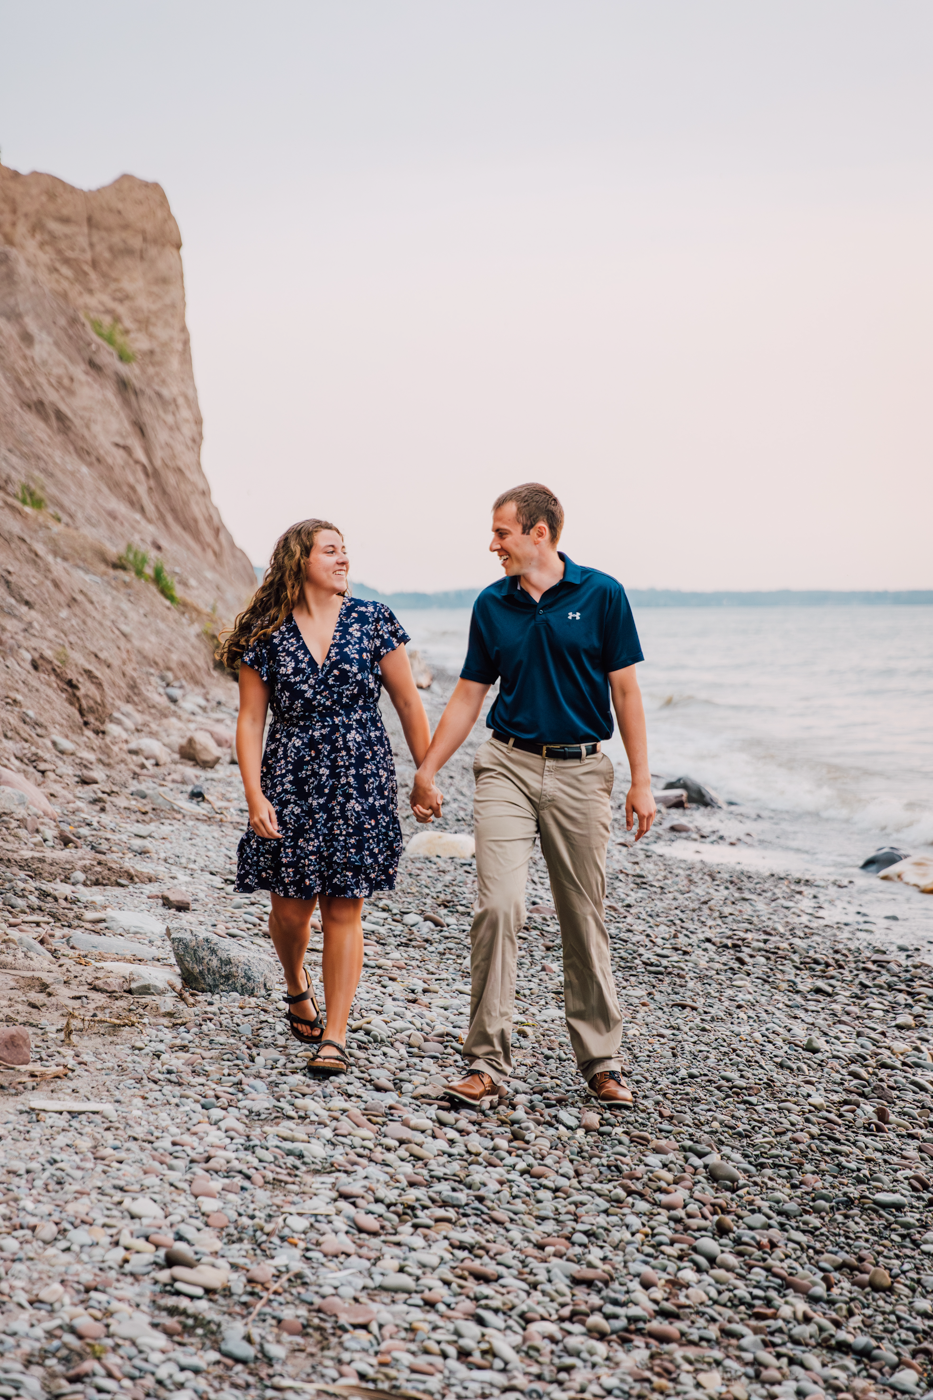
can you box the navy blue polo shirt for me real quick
[460,554,644,744]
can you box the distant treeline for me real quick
[349,582,933,609]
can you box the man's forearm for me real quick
[609,672,651,785]
[618,698,651,785]
[417,680,488,779]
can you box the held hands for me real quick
[248,794,281,840]
[410,768,443,825]
[626,781,657,841]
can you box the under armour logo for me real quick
[568,611,580,620]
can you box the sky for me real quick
[1,1,931,592]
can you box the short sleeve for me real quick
[601,585,644,672]
[460,604,499,684]
[241,633,271,683]
[373,604,410,662]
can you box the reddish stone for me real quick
[279,1318,302,1335]
[640,1268,659,1289]
[190,1178,217,1197]
[489,1210,510,1224]
[530,1165,556,1178]
[318,1296,376,1324]
[572,1267,611,1284]
[161,888,192,911]
[787,1276,816,1295]
[206,1212,229,1229]
[148,1234,174,1248]
[581,1111,600,1132]
[660,1192,685,1211]
[410,1359,443,1375]
[459,1262,499,1281]
[247,1264,274,1284]
[74,1320,106,1340]
[421,1289,444,1305]
[539,1236,570,1252]
[0,1027,30,1067]
[161,1320,183,1335]
[353,1211,381,1234]
[337,1184,368,1199]
[647,1323,682,1343]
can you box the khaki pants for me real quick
[463,736,623,1084]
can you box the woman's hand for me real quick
[248,794,281,839]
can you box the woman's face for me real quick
[305,529,349,593]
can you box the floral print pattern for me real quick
[236,600,411,900]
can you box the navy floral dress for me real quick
[236,600,411,900]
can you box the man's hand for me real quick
[626,781,656,841]
[410,769,444,824]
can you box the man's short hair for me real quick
[492,483,564,543]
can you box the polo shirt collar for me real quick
[509,552,581,595]
[560,553,582,585]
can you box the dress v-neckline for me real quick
[291,600,345,672]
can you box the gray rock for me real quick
[694,1237,720,1262]
[68,932,165,960]
[860,847,909,874]
[15,934,52,959]
[219,1334,256,1364]
[169,930,279,996]
[872,1193,908,1210]
[103,910,167,938]
[708,1161,741,1184]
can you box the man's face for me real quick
[490,504,547,575]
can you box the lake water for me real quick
[396,605,933,928]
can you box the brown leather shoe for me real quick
[588,1070,633,1107]
[444,1071,497,1106]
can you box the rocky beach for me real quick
[0,653,931,1400]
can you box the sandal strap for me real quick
[283,989,318,1006]
[308,1039,350,1065]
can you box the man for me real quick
[410,483,655,1107]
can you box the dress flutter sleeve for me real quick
[241,633,272,682]
[373,604,411,662]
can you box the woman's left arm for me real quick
[379,645,431,766]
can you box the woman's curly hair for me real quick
[218,518,344,671]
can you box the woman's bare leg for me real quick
[269,894,319,1035]
[316,895,364,1062]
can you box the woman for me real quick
[219,518,430,1075]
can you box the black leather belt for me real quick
[493,730,600,760]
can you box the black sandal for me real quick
[283,973,324,1046]
[306,1039,350,1076]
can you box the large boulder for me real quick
[170,929,279,996]
[405,830,475,859]
[0,768,57,819]
[662,776,722,808]
[408,648,434,690]
[879,855,933,895]
[860,847,909,875]
[179,731,222,769]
